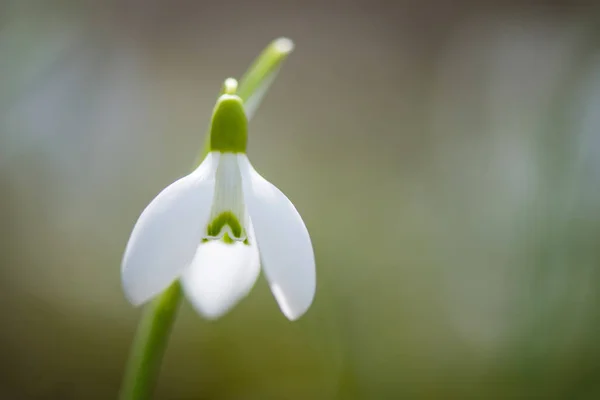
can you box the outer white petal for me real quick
[121,153,218,305]
[238,155,316,320]
[181,233,260,319]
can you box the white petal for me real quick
[181,235,260,319]
[121,153,219,305]
[238,154,316,320]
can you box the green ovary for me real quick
[209,94,248,153]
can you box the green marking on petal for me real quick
[209,94,247,153]
[222,233,235,244]
[212,233,250,245]
[206,211,244,240]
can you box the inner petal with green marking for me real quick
[203,153,250,245]
[204,211,248,244]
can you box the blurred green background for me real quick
[2,1,600,399]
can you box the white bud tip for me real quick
[274,37,294,54]
[223,78,238,95]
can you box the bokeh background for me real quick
[2,1,600,399]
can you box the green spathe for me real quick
[209,94,247,153]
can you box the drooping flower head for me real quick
[122,92,315,320]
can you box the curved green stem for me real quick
[119,37,294,400]
[119,282,182,400]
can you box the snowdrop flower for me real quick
[122,94,315,320]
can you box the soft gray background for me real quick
[1,1,600,398]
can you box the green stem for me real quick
[119,37,294,400]
[119,282,182,400]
